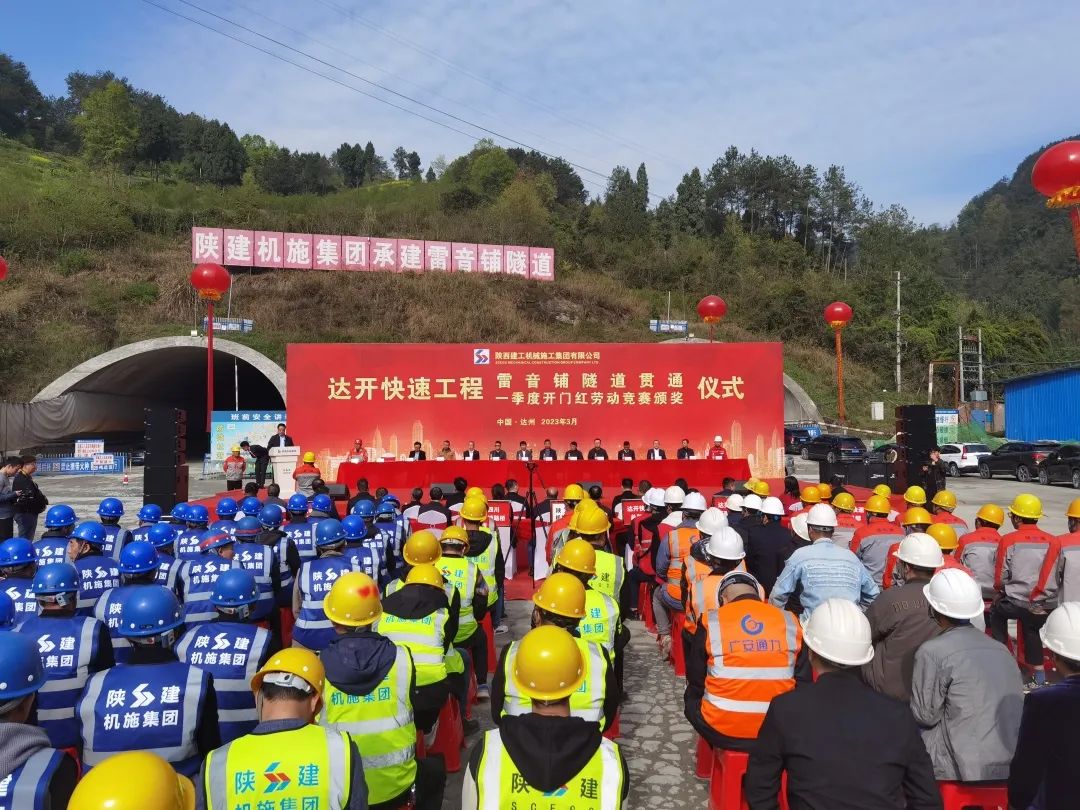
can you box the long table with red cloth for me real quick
[335,458,752,493]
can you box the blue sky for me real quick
[6,0,1079,224]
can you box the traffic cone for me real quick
[122,473,129,485]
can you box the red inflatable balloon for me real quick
[189,263,231,301]
[0,256,7,282]
[824,301,853,330]
[1032,140,1080,198]
[696,295,727,324]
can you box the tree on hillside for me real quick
[132,91,180,175]
[428,154,447,179]
[636,163,650,211]
[392,146,409,180]
[254,147,301,194]
[468,148,516,201]
[75,81,138,171]
[505,148,586,206]
[332,142,365,187]
[425,166,437,182]
[671,168,706,236]
[0,54,48,146]
[603,165,648,240]
[178,118,246,186]
[406,150,422,181]
[295,151,336,194]
[65,70,120,112]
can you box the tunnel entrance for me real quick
[30,337,286,455]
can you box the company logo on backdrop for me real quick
[473,349,491,365]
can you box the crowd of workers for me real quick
[0,465,1077,808]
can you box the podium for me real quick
[269,447,301,497]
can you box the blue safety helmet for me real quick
[137,503,162,524]
[287,493,309,514]
[315,519,346,546]
[341,515,368,542]
[0,591,13,629]
[0,538,36,568]
[146,523,177,549]
[118,585,183,638]
[71,522,107,547]
[381,494,401,507]
[351,500,376,519]
[44,504,77,529]
[32,563,80,595]
[239,497,262,517]
[312,494,334,514]
[199,530,235,553]
[170,503,191,523]
[211,568,259,608]
[0,633,47,698]
[233,516,262,539]
[259,504,284,529]
[186,504,210,526]
[375,498,397,517]
[119,541,159,576]
[215,497,239,518]
[97,497,124,519]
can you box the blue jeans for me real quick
[15,513,37,541]
[493,582,505,627]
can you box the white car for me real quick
[939,442,991,477]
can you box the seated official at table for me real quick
[565,442,584,460]
[539,440,558,460]
[461,442,479,461]
[489,441,507,460]
[618,441,636,461]
[516,441,532,461]
[440,440,456,460]
[588,439,609,460]
[408,442,426,461]
[677,439,695,459]
[647,440,666,460]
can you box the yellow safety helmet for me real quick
[903,485,927,505]
[532,572,586,619]
[864,495,892,516]
[406,563,445,589]
[932,490,957,510]
[1067,498,1080,521]
[574,505,611,536]
[251,647,325,694]
[440,525,470,549]
[926,523,959,551]
[1009,493,1043,521]
[831,492,856,513]
[976,503,1005,527]
[231,445,242,453]
[901,506,933,527]
[800,485,821,505]
[511,625,586,702]
[465,486,487,502]
[403,530,441,566]
[817,483,833,501]
[873,484,893,499]
[460,496,489,523]
[323,571,382,627]
[750,479,771,497]
[745,478,761,494]
[555,538,597,576]
[68,751,195,810]
[562,483,585,502]
[302,451,316,463]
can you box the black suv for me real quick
[1037,444,1080,489]
[978,441,1060,483]
[800,435,867,463]
[784,428,813,454]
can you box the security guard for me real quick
[37,504,79,566]
[321,572,442,810]
[850,495,905,587]
[176,568,275,744]
[291,519,358,652]
[92,497,132,560]
[462,626,628,809]
[460,495,503,630]
[199,648,367,810]
[229,516,278,628]
[78,585,220,776]
[208,497,238,533]
[0,537,40,620]
[20,562,113,751]
[438,526,490,699]
[94,541,162,663]
[175,504,211,561]
[129,503,164,544]
[552,540,621,656]
[177,530,234,627]
[493,573,616,731]
[930,490,968,530]
[145,523,183,597]
[341,515,381,587]
[379,563,455,734]
[69,751,195,810]
[0,632,78,809]
[284,492,317,562]
[67,522,121,617]
[956,503,1005,601]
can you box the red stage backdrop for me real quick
[286,342,784,479]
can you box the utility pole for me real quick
[958,325,966,402]
[895,271,902,393]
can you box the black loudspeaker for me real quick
[324,483,349,501]
[144,407,189,507]
[895,404,936,453]
[819,460,896,491]
[143,465,188,493]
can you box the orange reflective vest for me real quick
[664,526,699,602]
[701,600,801,740]
[684,558,723,635]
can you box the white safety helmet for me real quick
[713,435,723,443]
[725,493,744,513]
[643,488,666,509]
[682,492,708,513]
[805,503,838,529]
[664,485,685,506]
[790,512,811,543]
[760,497,785,517]
[894,532,944,569]
[705,526,745,561]
[802,598,874,666]
[742,493,763,512]
[923,568,983,620]
[696,507,728,537]
[1041,602,1080,661]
